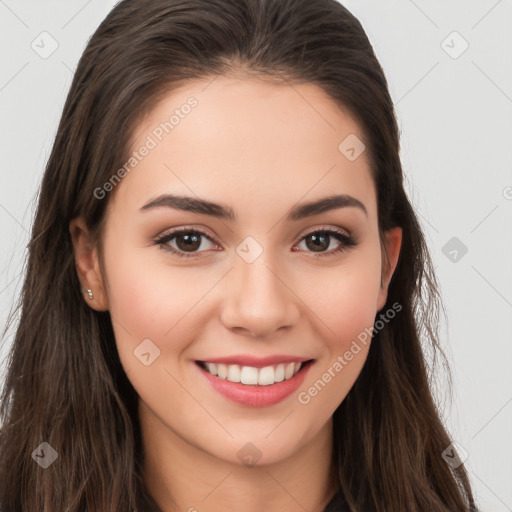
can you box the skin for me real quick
[70,73,402,512]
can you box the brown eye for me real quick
[304,232,330,252]
[154,229,217,258]
[174,232,202,252]
[295,228,358,257]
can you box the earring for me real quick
[86,289,93,300]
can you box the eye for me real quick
[153,226,359,259]
[293,227,358,257]
[153,228,219,258]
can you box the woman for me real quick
[0,0,477,510]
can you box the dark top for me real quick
[0,493,347,512]
[323,488,347,512]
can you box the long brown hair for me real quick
[0,0,477,510]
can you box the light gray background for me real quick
[1,1,511,510]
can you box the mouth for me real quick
[196,360,312,386]
[195,358,314,407]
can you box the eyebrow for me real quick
[139,193,367,221]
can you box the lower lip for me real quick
[196,361,312,407]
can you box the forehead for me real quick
[112,75,377,221]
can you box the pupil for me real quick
[308,234,328,252]
[178,234,200,251]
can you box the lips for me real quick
[195,356,314,407]
[199,354,312,367]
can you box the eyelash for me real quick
[153,226,359,259]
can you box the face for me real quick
[73,74,401,468]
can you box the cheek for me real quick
[295,253,381,422]
[301,248,382,348]
[101,241,209,373]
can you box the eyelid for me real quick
[154,224,218,243]
[154,223,352,243]
[295,223,352,240]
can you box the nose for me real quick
[219,257,300,339]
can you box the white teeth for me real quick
[201,361,304,385]
[258,366,275,386]
[205,362,218,375]
[240,366,259,385]
[227,364,241,383]
[284,363,295,380]
[274,364,285,382]
[217,363,228,379]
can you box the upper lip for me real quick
[197,355,313,368]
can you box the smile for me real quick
[195,357,314,407]
[199,361,303,386]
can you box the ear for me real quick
[69,217,109,311]
[376,226,402,312]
